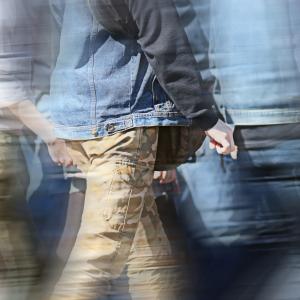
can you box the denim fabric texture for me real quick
[176,0,300,126]
[48,0,189,140]
[177,125,300,299]
[178,124,300,246]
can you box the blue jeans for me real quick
[28,142,71,260]
[176,123,300,299]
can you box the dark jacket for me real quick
[88,0,218,129]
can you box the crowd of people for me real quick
[1,0,300,299]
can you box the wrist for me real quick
[191,110,219,131]
[45,137,59,146]
[44,129,59,145]
[42,125,59,145]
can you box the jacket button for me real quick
[91,128,98,137]
[106,124,115,133]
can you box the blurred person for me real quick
[37,0,237,299]
[25,0,72,263]
[0,0,72,299]
[174,0,300,299]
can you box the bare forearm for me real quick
[8,100,56,143]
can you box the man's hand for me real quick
[205,119,238,159]
[47,138,73,167]
[153,170,177,184]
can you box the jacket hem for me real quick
[53,113,191,140]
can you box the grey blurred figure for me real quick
[0,0,72,299]
[0,1,40,299]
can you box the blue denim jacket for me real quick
[48,0,189,140]
[177,0,300,125]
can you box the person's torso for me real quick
[48,0,187,140]
[209,0,300,124]
[176,0,300,125]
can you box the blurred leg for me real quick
[126,188,189,300]
[0,132,38,300]
[49,128,158,300]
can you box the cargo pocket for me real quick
[103,163,151,233]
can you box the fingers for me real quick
[206,119,238,159]
[153,171,161,180]
[161,170,177,184]
[210,138,231,154]
[228,130,236,152]
[61,157,73,167]
[219,130,238,158]
[215,145,224,155]
[218,125,234,154]
[212,136,238,159]
[62,156,73,167]
[161,170,176,184]
[230,145,238,160]
[217,137,231,155]
[47,139,74,167]
[52,154,73,167]
[153,170,177,184]
[209,140,216,150]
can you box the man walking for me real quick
[42,0,236,299]
[176,0,300,298]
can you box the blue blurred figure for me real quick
[175,1,300,299]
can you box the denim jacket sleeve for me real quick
[125,0,218,130]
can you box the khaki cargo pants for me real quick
[50,127,186,300]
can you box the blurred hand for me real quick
[205,119,238,159]
[153,170,177,184]
[47,138,73,167]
